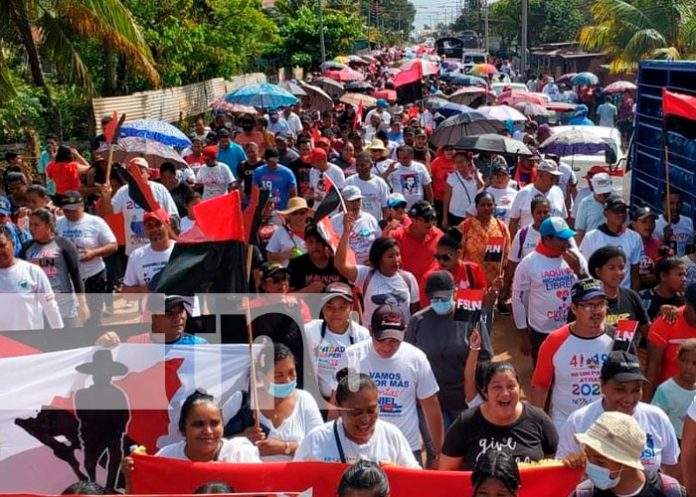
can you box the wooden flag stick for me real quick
[664,142,672,224]
[244,244,261,429]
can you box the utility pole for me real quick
[318,0,326,63]
[483,0,489,53]
[521,0,528,77]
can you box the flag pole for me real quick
[662,90,672,224]
[244,244,261,430]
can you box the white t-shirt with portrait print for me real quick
[265,227,306,267]
[56,213,116,279]
[196,163,235,200]
[353,265,420,325]
[331,211,382,265]
[446,171,477,218]
[387,162,432,208]
[332,340,440,451]
[469,185,518,223]
[294,418,420,468]
[655,215,695,257]
[304,319,371,398]
[309,164,346,202]
[509,184,567,228]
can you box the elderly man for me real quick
[331,185,382,265]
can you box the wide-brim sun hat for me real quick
[277,197,310,216]
[574,411,645,470]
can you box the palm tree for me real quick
[579,0,696,73]
[1,0,160,106]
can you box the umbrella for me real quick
[401,59,439,76]
[210,97,258,115]
[449,74,488,87]
[372,89,397,101]
[453,134,532,156]
[98,137,187,169]
[497,90,546,106]
[345,81,375,93]
[476,105,527,122]
[557,73,577,85]
[333,56,350,64]
[324,68,365,82]
[471,63,498,76]
[120,119,191,148]
[311,76,344,97]
[571,72,599,86]
[540,127,611,156]
[448,87,485,104]
[322,61,346,71]
[339,93,377,107]
[348,55,369,65]
[224,83,298,109]
[604,81,637,94]
[297,81,334,112]
[513,102,550,117]
[278,80,307,97]
[545,102,577,112]
[435,102,474,118]
[430,111,507,147]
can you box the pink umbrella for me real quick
[324,68,365,82]
[401,58,439,76]
[604,81,637,94]
[372,89,397,101]
[210,97,257,114]
[545,102,577,112]
[497,90,546,106]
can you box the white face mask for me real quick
[585,462,621,490]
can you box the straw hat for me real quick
[366,139,387,151]
[574,411,646,470]
[277,197,309,216]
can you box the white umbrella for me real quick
[476,105,527,122]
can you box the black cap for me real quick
[216,128,230,138]
[425,270,455,297]
[58,190,84,209]
[630,205,656,221]
[205,131,218,142]
[571,278,607,303]
[492,163,509,175]
[260,262,290,280]
[409,200,436,221]
[147,295,191,315]
[371,304,406,341]
[601,351,647,383]
[323,282,354,303]
[604,194,629,210]
[265,148,280,160]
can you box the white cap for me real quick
[591,172,613,195]
[342,185,363,201]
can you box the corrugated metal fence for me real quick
[91,73,267,133]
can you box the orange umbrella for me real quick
[372,89,397,101]
[471,63,498,76]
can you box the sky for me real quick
[412,0,465,31]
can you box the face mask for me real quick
[585,462,620,490]
[267,379,297,398]
[431,298,454,315]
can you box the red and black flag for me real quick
[313,174,344,223]
[663,89,696,140]
[111,161,161,213]
[453,288,485,324]
[483,236,505,262]
[103,111,126,145]
[394,64,423,105]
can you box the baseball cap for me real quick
[600,351,647,383]
[585,165,610,178]
[216,129,230,138]
[409,200,436,221]
[574,412,646,470]
[425,271,455,298]
[129,157,149,169]
[260,261,290,280]
[371,304,406,341]
[685,282,696,309]
[591,172,613,195]
[0,195,11,215]
[414,128,427,137]
[265,148,280,161]
[376,99,388,108]
[537,159,562,176]
[147,295,192,315]
[59,190,84,210]
[308,147,327,163]
[317,137,332,148]
[202,145,218,159]
[275,131,294,141]
[323,282,354,303]
[143,208,171,225]
[492,163,509,175]
[539,217,575,239]
[342,185,363,201]
[630,205,656,222]
[387,193,407,209]
[604,194,629,211]
[571,278,607,303]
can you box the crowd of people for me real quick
[1,50,695,497]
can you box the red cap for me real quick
[143,208,171,225]
[202,145,218,159]
[585,165,610,178]
[317,137,332,147]
[308,147,327,163]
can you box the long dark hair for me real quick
[338,460,390,497]
[368,237,400,270]
[471,451,521,495]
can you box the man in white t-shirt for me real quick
[574,172,614,244]
[579,195,643,291]
[556,351,679,474]
[101,157,178,256]
[330,304,444,466]
[196,145,236,200]
[307,147,345,203]
[385,146,433,208]
[331,186,381,265]
[122,209,175,292]
[345,152,389,221]
[655,192,694,257]
[508,159,567,239]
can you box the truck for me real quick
[630,60,696,224]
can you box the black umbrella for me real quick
[430,111,508,147]
[311,77,345,97]
[345,81,375,93]
[453,133,533,155]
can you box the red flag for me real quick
[484,236,505,262]
[353,101,364,130]
[454,288,485,323]
[616,319,639,344]
[104,112,126,145]
[181,191,245,243]
[662,89,696,139]
[123,162,160,212]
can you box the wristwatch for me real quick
[284,441,292,455]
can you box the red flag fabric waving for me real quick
[179,191,245,243]
[130,455,584,497]
[353,101,363,130]
[663,89,696,119]
[124,163,160,212]
[394,65,422,88]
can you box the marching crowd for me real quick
[1,57,696,497]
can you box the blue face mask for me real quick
[431,298,454,315]
[585,462,620,490]
[267,379,297,398]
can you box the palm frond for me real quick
[0,48,17,103]
[623,28,668,59]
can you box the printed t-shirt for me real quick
[579,226,644,288]
[656,215,694,257]
[288,255,345,290]
[387,163,432,208]
[56,213,116,278]
[566,287,649,329]
[309,164,346,202]
[196,163,235,200]
[331,212,382,265]
[682,256,696,287]
[266,227,306,267]
[474,185,518,222]
[647,308,696,383]
[353,265,420,325]
[344,175,390,221]
[640,289,684,321]
[123,243,175,287]
[252,164,297,210]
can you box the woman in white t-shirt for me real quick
[121,391,259,492]
[294,369,420,468]
[266,197,309,267]
[335,213,420,325]
[443,152,484,229]
[236,343,323,461]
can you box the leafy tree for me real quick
[580,0,696,73]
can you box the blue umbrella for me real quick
[540,128,610,156]
[571,72,599,86]
[449,74,488,87]
[224,83,298,109]
[120,119,191,148]
[423,97,473,117]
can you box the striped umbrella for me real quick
[120,119,191,148]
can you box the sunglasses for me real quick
[290,209,309,216]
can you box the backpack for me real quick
[573,472,686,497]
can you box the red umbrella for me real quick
[545,102,577,112]
[497,90,546,106]
[604,81,637,94]
[372,89,397,101]
[323,68,365,82]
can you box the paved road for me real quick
[490,313,534,399]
